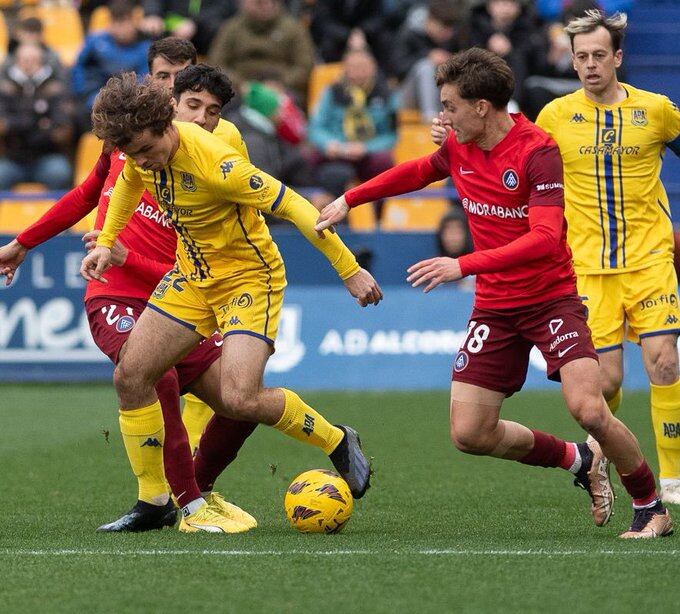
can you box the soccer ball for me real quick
[284,469,353,534]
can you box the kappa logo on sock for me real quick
[302,413,315,436]
[663,422,680,438]
[141,437,162,448]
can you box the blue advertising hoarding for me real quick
[0,235,658,390]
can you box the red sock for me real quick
[558,442,577,470]
[519,430,567,468]
[155,369,202,508]
[194,415,257,492]
[618,461,658,507]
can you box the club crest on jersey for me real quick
[180,172,196,192]
[116,315,135,333]
[249,175,264,190]
[454,350,469,372]
[502,169,519,191]
[631,108,648,127]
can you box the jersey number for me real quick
[463,320,490,354]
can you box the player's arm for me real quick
[0,150,111,286]
[661,96,680,157]
[210,155,382,306]
[408,146,565,292]
[535,102,557,138]
[315,151,450,231]
[82,159,145,282]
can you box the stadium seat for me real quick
[381,123,449,231]
[307,62,342,114]
[397,108,423,126]
[74,132,103,185]
[0,12,7,62]
[347,202,377,231]
[19,5,84,66]
[88,5,144,32]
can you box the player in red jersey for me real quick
[0,47,256,533]
[316,48,672,538]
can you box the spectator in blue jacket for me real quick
[72,0,150,131]
[309,49,397,218]
[536,0,633,21]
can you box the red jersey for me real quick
[346,114,577,309]
[18,149,176,302]
[86,150,175,300]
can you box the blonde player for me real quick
[80,74,381,528]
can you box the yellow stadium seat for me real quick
[307,62,343,114]
[397,108,423,126]
[19,5,84,66]
[0,12,7,63]
[74,132,103,185]
[378,123,449,231]
[88,5,144,32]
[347,202,377,231]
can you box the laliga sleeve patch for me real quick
[116,315,136,333]
[249,175,264,190]
[454,350,469,372]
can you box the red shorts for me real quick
[85,297,221,392]
[452,294,598,396]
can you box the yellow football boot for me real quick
[178,502,250,534]
[206,492,258,530]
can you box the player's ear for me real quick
[614,49,623,69]
[476,99,490,118]
[170,96,178,115]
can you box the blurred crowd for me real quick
[0,0,635,250]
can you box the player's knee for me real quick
[601,376,623,401]
[570,397,608,435]
[450,426,493,456]
[220,389,259,421]
[649,352,679,385]
[114,358,153,396]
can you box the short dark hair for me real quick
[109,0,136,21]
[173,64,235,107]
[17,17,43,34]
[428,0,461,26]
[147,37,197,72]
[92,72,175,148]
[435,47,515,109]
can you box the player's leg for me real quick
[215,333,369,497]
[578,273,625,414]
[641,333,680,503]
[86,298,175,532]
[560,357,672,537]
[626,261,680,504]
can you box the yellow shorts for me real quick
[147,264,287,345]
[577,260,680,351]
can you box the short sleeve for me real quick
[526,145,564,208]
[661,96,680,155]
[535,102,557,139]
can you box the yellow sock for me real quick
[182,393,214,454]
[606,388,623,414]
[273,389,344,455]
[118,401,167,504]
[651,379,680,480]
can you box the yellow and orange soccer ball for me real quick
[284,469,353,534]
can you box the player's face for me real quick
[440,83,485,145]
[572,27,622,95]
[150,57,192,90]
[122,128,176,172]
[175,89,222,133]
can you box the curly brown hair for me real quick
[91,72,175,149]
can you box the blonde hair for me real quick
[564,10,627,51]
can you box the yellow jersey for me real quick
[213,118,249,159]
[98,121,359,284]
[536,84,680,274]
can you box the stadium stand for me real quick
[18,4,84,66]
[307,62,343,114]
[0,11,7,61]
[74,132,103,186]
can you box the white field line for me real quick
[1,548,680,557]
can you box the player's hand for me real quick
[315,195,349,237]
[343,267,383,307]
[82,230,128,267]
[407,257,462,293]
[0,239,28,286]
[80,245,111,283]
[431,112,451,146]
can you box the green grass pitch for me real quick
[1,384,678,613]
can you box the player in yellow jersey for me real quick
[533,11,680,505]
[80,73,382,509]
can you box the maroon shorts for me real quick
[85,296,221,392]
[451,294,598,396]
